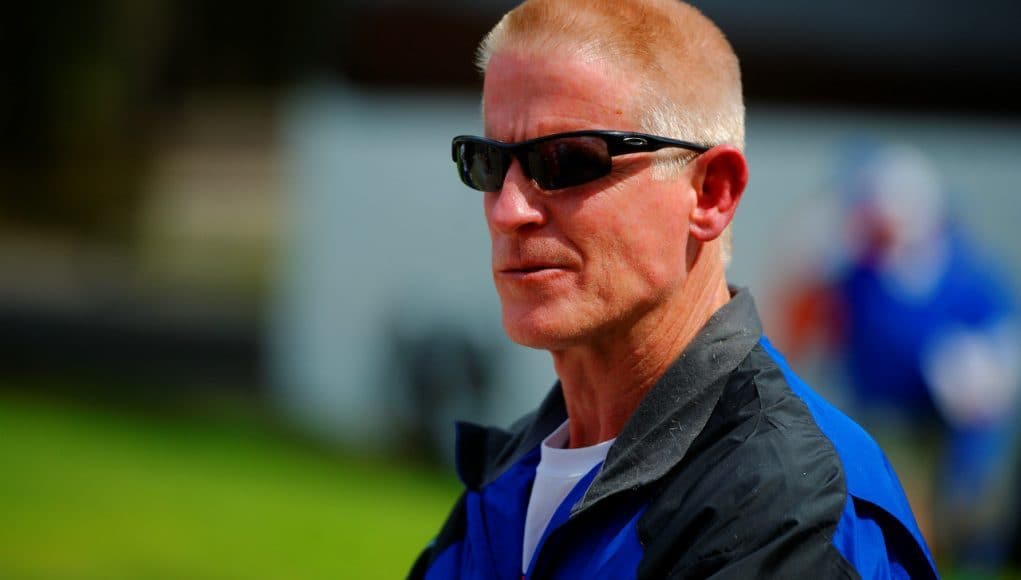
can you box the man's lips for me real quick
[499,264,565,274]
[496,258,574,273]
[494,261,575,283]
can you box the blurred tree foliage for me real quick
[1,2,158,239]
[0,0,333,241]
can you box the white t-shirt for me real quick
[521,420,615,573]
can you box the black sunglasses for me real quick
[451,130,711,192]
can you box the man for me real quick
[412,0,938,577]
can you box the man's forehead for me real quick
[482,50,640,139]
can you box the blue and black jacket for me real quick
[411,290,939,579]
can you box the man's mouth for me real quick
[496,262,571,281]
[503,265,556,274]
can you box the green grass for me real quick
[0,390,461,579]
[6,389,1017,579]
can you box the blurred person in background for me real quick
[774,142,1021,571]
[411,0,937,578]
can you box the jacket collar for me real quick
[455,288,763,510]
[454,385,567,490]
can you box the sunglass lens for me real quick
[530,136,611,190]
[459,141,511,192]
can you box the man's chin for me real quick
[501,312,579,351]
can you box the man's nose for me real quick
[486,159,546,234]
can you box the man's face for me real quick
[483,50,697,350]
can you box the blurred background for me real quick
[2,1,1019,577]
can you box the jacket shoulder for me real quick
[637,341,854,578]
[756,339,938,578]
[638,340,937,578]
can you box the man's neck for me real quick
[551,253,731,448]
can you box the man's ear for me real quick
[688,145,748,242]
